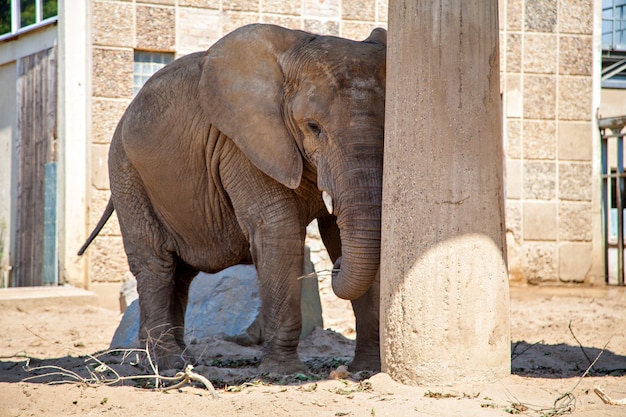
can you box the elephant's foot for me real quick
[258,354,308,375]
[350,350,381,372]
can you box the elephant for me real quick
[79,23,386,374]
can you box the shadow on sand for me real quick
[1,336,626,387]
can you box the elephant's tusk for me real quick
[322,191,334,215]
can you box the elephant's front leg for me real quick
[251,230,308,374]
[350,270,381,372]
[318,215,381,371]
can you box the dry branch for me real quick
[594,387,626,406]
[17,326,219,398]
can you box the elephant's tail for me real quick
[77,198,115,256]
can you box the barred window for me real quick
[133,51,175,96]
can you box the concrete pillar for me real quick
[380,0,510,385]
[57,0,91,288]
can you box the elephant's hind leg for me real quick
[170,261,198,349]
[110,151,187,370]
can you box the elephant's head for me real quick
[199,24,386,300]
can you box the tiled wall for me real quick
[89,0,389,282]
[500,0,595,283]
[89,0,598,284]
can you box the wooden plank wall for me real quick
[13,46,57,287]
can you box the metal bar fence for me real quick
[599,115,626,285]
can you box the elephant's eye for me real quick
[306,121,322,137]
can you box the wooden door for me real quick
[13,46,57,286]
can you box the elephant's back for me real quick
[119,52,206,154]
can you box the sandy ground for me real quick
[1,282,626,417]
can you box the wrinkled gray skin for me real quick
[82,24,385,374]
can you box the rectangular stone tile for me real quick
[506,199,522,241]
[558,121,592,161]
[505,200,524,283]
[559,162,592,201]
[303,0,340,19]
[559,242,592,282]
[223,0,259,12]
[507,0,522,30]
[343,0,375,21]
[523,75,556,119]
[138,0,175,4]
[262,14,302,31]
[90,236,130,282]
[522,241,557,283]
[559,201,592,241]
[177,7,220,55]
[92,98,130,144]
[525,0,557,32]
[523,161,556,200]
[523,120,556,160]
[559,0,593,35]
[506,32,521,73]
[558,76,592,121]
[262,0,300,15]
[221,11,262,35]
[304,19,339,36]
[559,35,592,76]
[377,0,388,23]
[505,119,522,159]
[506,158,522,200]
[91,144,110,190]
[179,0,219,7]
[92,47,134,98]
[523,33,557,74]
[342,21,375,40]
[506,74,523,118]
[136,5,176,51]
[523,201,557,240]
[92,1,133,47]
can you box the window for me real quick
[133,51,175,96]
[0,0,57,40]
[603,1,626,88]
[604,0,626,51]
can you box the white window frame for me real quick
[1,0,58,42]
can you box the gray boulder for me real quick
[110,255,323,349]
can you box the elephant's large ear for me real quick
[199,24,313,189]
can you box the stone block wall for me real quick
[89,0,600,285]
[89,0,388,282]
[500,0,596,284]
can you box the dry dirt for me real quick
[1,283,626,417]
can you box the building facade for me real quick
[0,0,613,288]
[500,0,601,284]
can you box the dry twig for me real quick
[297,268,340,280]
[505,339,611,416]
[511,340,544,362]
[18,326,219,398]
[594,387,626,406]
[160,364,219,399]
[568,321,593,365]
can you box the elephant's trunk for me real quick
[331,188,382,300]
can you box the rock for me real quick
[110,253,324,349]
[184,265,263,346]
[118,273,137,313]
